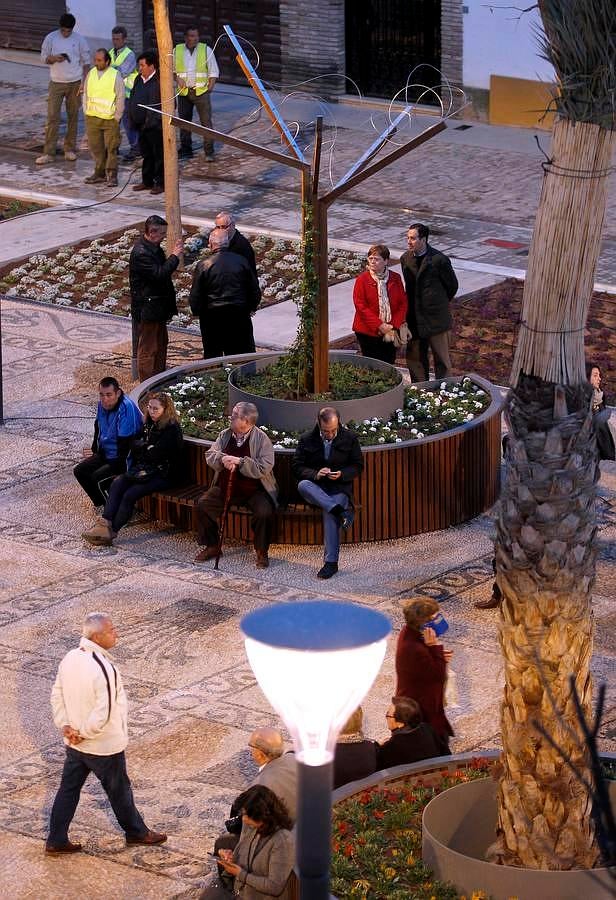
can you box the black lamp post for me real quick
[241,600,391,899]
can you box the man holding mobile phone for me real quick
[292,407,363,579]
[37,14,91,166]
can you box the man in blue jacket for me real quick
[292,407,363,579]
[74,377,142,506]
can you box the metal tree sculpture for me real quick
[144,24,446,393]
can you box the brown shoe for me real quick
[106,173,118,187]
[132,183,150,192]
[194,546,220,563]
[45,841,82,854]
[150,185,164,195]
[84,174,106,184]
[126,830,167,846]
[474,592,502,610]
[82,518,113,546]
[256,551,269,569]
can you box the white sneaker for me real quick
[64,151,77,161]
[35,154,54,165]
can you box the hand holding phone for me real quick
[61,53,71,62]
[327,470,342,479]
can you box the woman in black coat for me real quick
[82,391,184,546]
[333,707,378,790]
[588,364,616,461]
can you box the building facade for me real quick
[1,0,553,125]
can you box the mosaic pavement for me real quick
[0,298,614,897]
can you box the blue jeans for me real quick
[297,480,350,563]
[103,473,168,533]
[48,748,147,845]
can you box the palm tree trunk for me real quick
[492,376,600,869]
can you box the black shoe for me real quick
[330,504,353,530]
[317,562,338,579]
[475,582,502,609]
[122,149,141,161]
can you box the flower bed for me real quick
[0,225,364,322]
[0,196,43,219]
[331,758,492,899]
[167,368,491,447]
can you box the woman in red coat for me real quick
[352,244,407,364]
[395,597,453,753]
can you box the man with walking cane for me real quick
[194,402,277,569]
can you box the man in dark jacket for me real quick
[129,215,183,381]
[73,376,143,506]
[189,229,260,358]
[292,407,363,579]
[377,696,444,770]
[214,210,257,276]
[401,223,458,382]
[128,51,164,194]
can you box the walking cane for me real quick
[214,466,236,570]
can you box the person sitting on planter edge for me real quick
[292,407,363,579]
[377,696,443,769]
[395,597,454,753]
[352,243,408,364]
[194,402,277,569]
[74,376,143,508]
[82,392,183,546]
[333,706,378,789]
[588,363,616,461]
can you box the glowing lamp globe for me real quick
[241,600,391,766]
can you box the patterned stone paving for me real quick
[0,297,614,898]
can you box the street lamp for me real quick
[241,600,391,899]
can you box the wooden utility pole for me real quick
[151,0,182,256]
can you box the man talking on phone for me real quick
[292,407,363,579]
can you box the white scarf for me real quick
[369,268,391,325]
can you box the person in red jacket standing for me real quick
[395,597,454,753]
[352,244,407,364]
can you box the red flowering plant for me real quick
[331,758,491,899]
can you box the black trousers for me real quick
[139,127,163,188]
[196,485,274,551]
[355,332,396,364]
[74,453,125,505]
[103,473,169,533]
[199,308,255,358]
[47,748,147,846]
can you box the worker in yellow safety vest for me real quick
[110,25,140,160]
[83,48,124,187]
[173,26,219,161]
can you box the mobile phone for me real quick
[420,612,449,637]
[328,470,341,476]
[61,53,71,62]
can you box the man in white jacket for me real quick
[46,612,167,853]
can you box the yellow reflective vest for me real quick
[85,66,118,120]
[174,43,210,95]
[109,45,138,98]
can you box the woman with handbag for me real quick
[352,244,408,364]
[82,391,183,546]
[202,785,295,900]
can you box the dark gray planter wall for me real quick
[228,352,405,431]
[422,778,616,900]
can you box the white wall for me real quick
[67,0,116,45]
[463,1,555,89]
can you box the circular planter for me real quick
[132,353,505,542]
[227,351,405,431]
[422,777,616,900]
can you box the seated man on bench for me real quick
[194,402,277,568]
[292,406,363,579]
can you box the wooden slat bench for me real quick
[138,486,342,545]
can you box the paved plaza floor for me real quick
[1,296,615,899]
[0,50,615,899]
